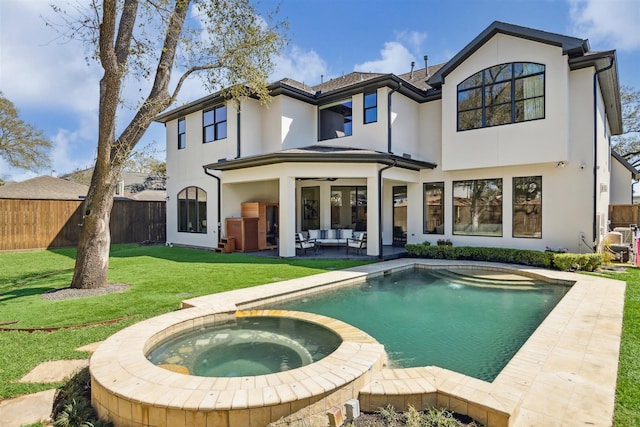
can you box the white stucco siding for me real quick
[410,162,594,253]
[417,100,443,166]
[240,97,266,157]
[280,97,316,149]
[165,175,220,249]
[357,88,388,152]
[611,157,633,204]
[595,81,612,241]
[390,92,420,157]
[260,96,284,153]
[441,34,570,171]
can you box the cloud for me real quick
[568,0,640,50]
[396,30,428,55]
[272,46,328,85]
[353,41,416,75]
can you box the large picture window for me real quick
[178,187,207,233]
[453,179,502,236]
[319,98,352,140]
[203,105,227,143]
[331,186,366,231]
[178,118,186,150]
[513,176,542,238]
[424,182,444,234]
[457,62,545,131]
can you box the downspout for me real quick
[387,82,402,154]
[236,100,241,159]
[378,160,397,261]
[592,57,615,250]
[203,166,222,246]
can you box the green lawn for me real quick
[0,245,638,426]
[0,244,370,399]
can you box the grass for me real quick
[599,268,640,427]
[0,244,371,399]
[0,246,638,427]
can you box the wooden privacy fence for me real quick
[0,199,166,251]
[609,204,640,229]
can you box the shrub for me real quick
[405,243,602,271]
[52,367,113,427]
[553,253,603,272]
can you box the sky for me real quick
[0,0,639,183]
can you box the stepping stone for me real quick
[19,359,88,383]
[75,341,103,353]
[0,388,56,427]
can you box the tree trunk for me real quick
[70,165,119,289]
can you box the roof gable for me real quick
[427,21,589,87]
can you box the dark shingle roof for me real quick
[397,64,445,90]
[0,176,89,200]
[312,72,387,93]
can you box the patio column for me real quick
[279,175,297,257]
[367,175,379,257]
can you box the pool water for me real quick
[147,316,342,377]
[275,268,569,381]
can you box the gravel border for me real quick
[41,283,130,301]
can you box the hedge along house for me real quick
[156,21,633,258]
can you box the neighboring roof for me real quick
[126,189,167,201]
[203,145,437,172]
[0,176,89,200]
[612,150,640,179]
[427,21,589,88]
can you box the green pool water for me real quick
[275,268,569,382]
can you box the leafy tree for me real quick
[612,86,640,167]
[52,0,285,289]
[0,92,52,172]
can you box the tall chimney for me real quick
[410,61,415,79]
[424,55,429,77]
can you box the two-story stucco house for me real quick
[155,21,635,258]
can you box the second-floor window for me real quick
[364,92,377,124]
[457,62,545,131]
[178,118,186,149]
[319,98,352,140]
[203,105,227,143]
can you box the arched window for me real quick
[177,187,207,233]
[457,62,545,131]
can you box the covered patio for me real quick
[203,145,436,259]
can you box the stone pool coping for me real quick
[91,259,625,427]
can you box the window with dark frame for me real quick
[301,186,320,231]
[330,186,367,231]
[364,92,377,124]
[513,176,542,238]
[457,62,545,131]
[178,118,186,150]
[177,186,207,233]
[203,105,227,143]
[452,178,503,236]
[423,182,444,234]
[318,98,353,140]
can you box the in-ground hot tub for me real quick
[90,309,386,427]
[146,316,342,377]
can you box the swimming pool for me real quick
[273,267,569,381]
[91,260,623,427]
